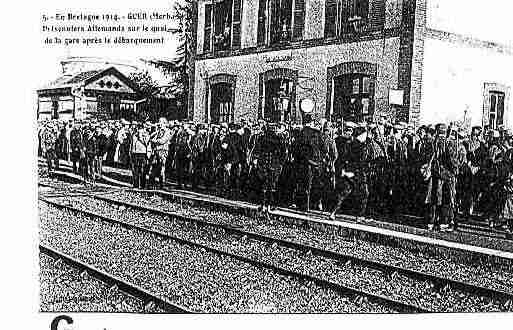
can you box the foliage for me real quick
[128,71,160,98]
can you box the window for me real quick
[51,100,59,119]
[483,83,509,130]
[264,78,294,122]
[210,83,234,123]
[332,74,374,122]
[325,0,385,39]
[257,0,305,46]
[488,91,505,130]
[203,0,242,53]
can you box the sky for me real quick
[426,0,513,47]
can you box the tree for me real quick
[141,0,192,118]
[128,71,160,121]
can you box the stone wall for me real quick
[194,37,401,123]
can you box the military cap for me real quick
[436,123,448,133]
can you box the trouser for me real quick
[131,154,147,189]
[429,176,456,227]
[332,171,369,217]
[192,155,208,188]
[45,149,57,173]
[95,155,104,178]
[175,155,190,187]
[259,161,283,207]
[295,164,322,211]
[86,153,96,181]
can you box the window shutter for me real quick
[325,0,338,38]
[203,3,213,52]
[257,0,267,45]
[368,0,385,31]
[292,0,306,41]
[232,0,243,49]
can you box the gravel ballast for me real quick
[40,201,396,313]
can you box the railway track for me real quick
[40,197,429,313]
[39,244,193,313]
[86,193,513,306]
[40,191,513,312]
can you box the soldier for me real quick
[174,123,193,189]
[330,121,357,220]
[69,123,83,174]
[427,123,459,231]
[418,125,435,226]
[292,114,327,211]
[191,124,210,190]
[387,123,408,215]
[95,124,109,180]
[130,123,150,189]
[252,122,286,212]
[319,120,338,211]
[220,123,243,198]
[365,123,387,212]
[40,122,58,176]
[82,125,98,185]
[150,118,172,189]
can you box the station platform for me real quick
[38,158,513,267]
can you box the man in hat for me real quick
[426,123,459,231]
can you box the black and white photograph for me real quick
[8,0,513,325]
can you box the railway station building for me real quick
[189,0,513,129]
[37,65,141,121]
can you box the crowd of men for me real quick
[38,114,513,237]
